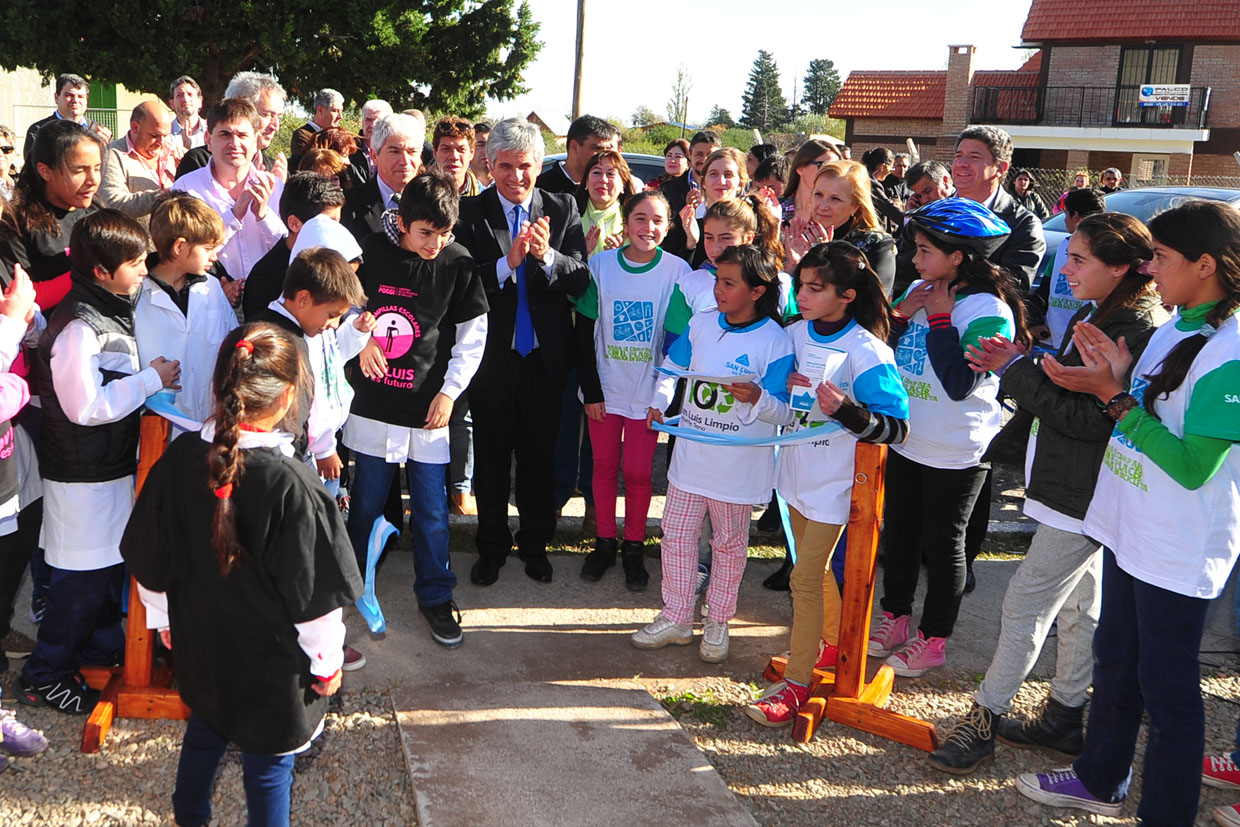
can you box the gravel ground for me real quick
[643,670,1240,826]
[0,672,417,826]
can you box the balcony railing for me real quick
[971,85,1211,130]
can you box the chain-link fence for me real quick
[1011,166,1240,197]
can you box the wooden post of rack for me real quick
[762,442,937,751]
[82,414,189,753]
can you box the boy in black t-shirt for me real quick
[343,172,488,648]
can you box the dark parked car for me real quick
[541,152,666,189]
[1039,186,1240,280]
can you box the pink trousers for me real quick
[588,413,659,542]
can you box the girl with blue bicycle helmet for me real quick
[867,197,1030,680]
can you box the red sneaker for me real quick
[815,640,839,669]
[342,645,366,672]
[745,681,811,728]
[1205,754,1240,790]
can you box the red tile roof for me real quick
[1018,50,1043,74]
[829,71,946,119]
[973,70,1040,88]
[1022,0,1240,43]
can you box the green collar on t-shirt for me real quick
[618,246,663,274]
[1175,299,1220,332]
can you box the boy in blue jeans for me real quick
[344,171,487,648]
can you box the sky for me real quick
[486,0,1037,126]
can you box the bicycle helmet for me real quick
[906,197,1011,257]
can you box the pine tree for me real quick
[740,51,788,133]
[803,59,842,116]
[707,106,734,128]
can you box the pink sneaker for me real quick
[745,680,811,728]
[867,612,911,657]
[1205,754,1240,790]
[886,630,946,677]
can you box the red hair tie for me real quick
[235,339,254,354]
[214,483,234,499]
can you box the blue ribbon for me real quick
[356,516,396,634]
[651,415,845,447]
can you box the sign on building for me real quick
[1138,84,1191,107]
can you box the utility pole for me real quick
[571,0,586,119]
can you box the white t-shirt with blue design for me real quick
[776,319,908,524]
[654,310,794,504]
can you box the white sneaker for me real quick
[699,617,729,662]
[631,613,693,649]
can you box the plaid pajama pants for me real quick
[660,483,752,626]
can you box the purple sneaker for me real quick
[1015,767,1123,816]
[0,708,49,757]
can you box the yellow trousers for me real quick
[785,504,845,686]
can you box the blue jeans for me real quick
[172,713,296,827]
[346,451,455,608]
[1074,549,1209,827]
[22,563,124,685]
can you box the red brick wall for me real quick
[852,117,944,136]
[1191,46,1240,128]
[1044,46,1122,125]
[1189,153,1240,178]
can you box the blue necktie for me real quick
[512,205,534,356]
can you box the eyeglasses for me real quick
[0,146,13,154]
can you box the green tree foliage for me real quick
[631,105,660,127]
[707,106,734,128]
[0,0,541,118]
[740,51,788,133]
[802,59,842,115]
[781,113,846,140]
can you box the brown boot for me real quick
[582,504,597,535]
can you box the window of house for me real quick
[1115,46,1183,125]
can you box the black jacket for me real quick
[989,187,1046,293]
[535,161,578,195]
[36,275,144,483]
[1000,294,1167,520]
[341,178,386,243]
[454,188,589,383]
[121,433,362,754]
[660,173,695,262]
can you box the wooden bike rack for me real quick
[762,442,937,751]
[81,414,189,752]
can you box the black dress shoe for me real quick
[762,557,793,591]
[470,558,502,586]
[522,554,554,583]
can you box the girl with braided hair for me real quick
[121,322,362,826]
[1015,200,1240,824]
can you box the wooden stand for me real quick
[81,414,189,752]
[763,442,937,751]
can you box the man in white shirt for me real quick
[168,76,207,151]
[175,98,284,291]
[98,100,178,222]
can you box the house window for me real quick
[1115,46,1182,125]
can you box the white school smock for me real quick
[892,283,1014,469]
[575,247,692,419]
[1083,310,1240,599]
[134,275,237,421]
[776,319,908,525]
[652,310,794,505]
[1043,236,1088,351]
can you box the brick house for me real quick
[831,0,1240,185]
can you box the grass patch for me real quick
[660,690,734,727]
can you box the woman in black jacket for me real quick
[926,212,1167,774]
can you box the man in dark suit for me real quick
[340,113,423,241]
[23,73,111,162]
[289,88,343,160]
[455,118,590,586]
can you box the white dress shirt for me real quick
[176,161,286,282]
